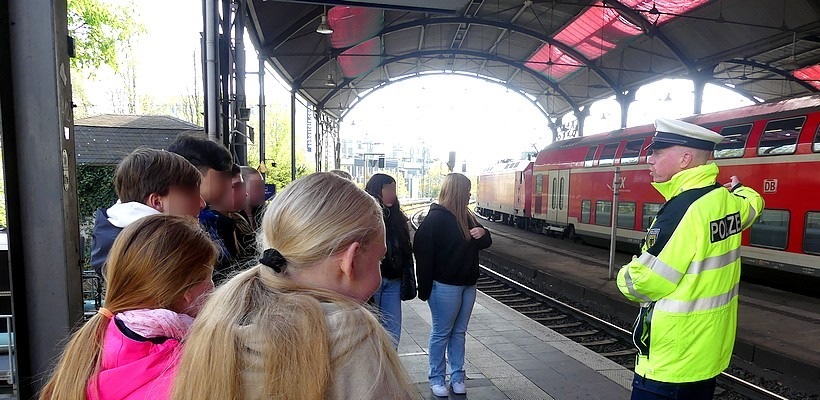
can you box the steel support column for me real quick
[616,89,636,129]
[1,0,83,396]
[233,0,247,165]
[290,91,296,181]
[220,0,231,149]
[691,66,715,115]
[204,0,220,142]
[258,57,266,171]
[576,106,591,138]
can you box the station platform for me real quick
[478,221,820,389]
[397,292,632,400]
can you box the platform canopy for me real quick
[247,0,820,121]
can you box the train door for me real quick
[556,169,570,225]
[546,169,570,225]
[514,171,524,215]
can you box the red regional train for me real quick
[476,94,820,278]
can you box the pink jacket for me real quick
[87,310,191,400]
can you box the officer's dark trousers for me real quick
[631,374,716,400]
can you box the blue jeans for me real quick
[427,281,476,386]
[372,278,402,348]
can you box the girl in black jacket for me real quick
[365,174,416,348]
[413,173,491,397]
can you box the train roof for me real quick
[542,94,820,152]
[480,160,532,175]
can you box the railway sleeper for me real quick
[503,297,536,304]
[562,330,598,337]
[599,349,638,357]
[480,289,515,295]
[545,322,582,329]
[510,302,544,309]
[532,315,568,322]
[520,308,554,315]
[580,338,619,346]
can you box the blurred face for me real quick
[230,174,246,212]
[647,146,685,183]
[380,182,397,207]
[159,186,205,217]
[201,168,233,205]
[245,172,266,208]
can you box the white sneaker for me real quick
[431,384,449,397]
[451,381,466,395]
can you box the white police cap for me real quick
[646,118,724,151]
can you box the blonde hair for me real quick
[40,215,218,400]
[171,172,415,400]
[438,173,476,239]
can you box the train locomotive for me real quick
[476,94,820,278]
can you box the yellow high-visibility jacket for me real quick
[617,163,764,383]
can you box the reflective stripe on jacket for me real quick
[616,163,764,383]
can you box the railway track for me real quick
[410,205,796,400]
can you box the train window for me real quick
[598,143,619,166]
[814,125,820,153]
[584,145,598,167]
[581,200,591,223]
[803,212,820,255]
[594,201,612,226]
[551,178,557,210]
[620,139,644,164]
[536,174,543,193]
[559,177,565,210]
[750,209,789,250]
[618,202,636,229]
[714,124,752,159]
[757,116,805,156]
[642,203,662,230]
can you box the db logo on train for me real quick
[763,179,778,194]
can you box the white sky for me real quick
[81,0,754,175]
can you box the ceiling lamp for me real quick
[324,74,336,87]
[316,7,333,35]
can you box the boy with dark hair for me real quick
[90,148,204,277]
[168,134,235,279]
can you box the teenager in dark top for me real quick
[168,135,234,281]
[413,173,491,398]
[364,174,416,348]
[90,148,204,279]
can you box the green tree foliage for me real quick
[246,103,311,192]
[76,164,118,229]
[67,0,140,71]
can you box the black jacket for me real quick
[381,205,414,280]
[89,208,123,278]
[413,204,492,301]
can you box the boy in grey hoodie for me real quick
[90,148,204,278]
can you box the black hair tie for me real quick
[260,248,287,273]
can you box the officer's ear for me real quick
[679,150,694,168]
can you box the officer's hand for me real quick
[470,227,486,239]
[723,175,740,189]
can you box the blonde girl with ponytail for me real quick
[171,172,417,400]
[40,215,218,400]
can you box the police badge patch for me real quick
[646,228,660,248]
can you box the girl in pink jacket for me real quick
[40,215,217,400]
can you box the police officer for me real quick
[617,118,764,400]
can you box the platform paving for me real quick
[397,292,632,400]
